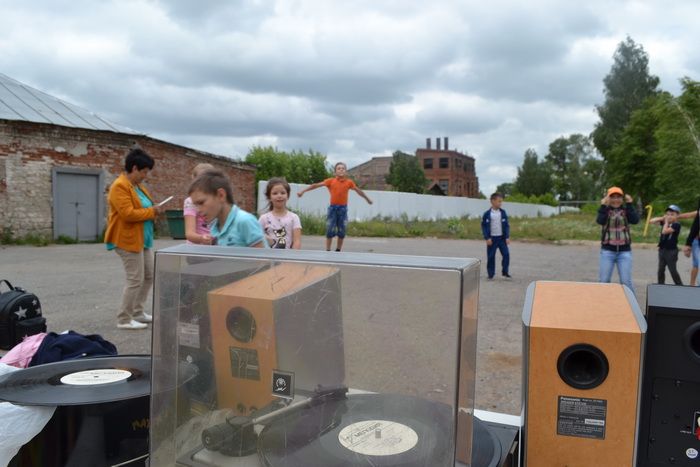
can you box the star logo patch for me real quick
[15,306,28,319]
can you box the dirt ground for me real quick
[1,235,682,415]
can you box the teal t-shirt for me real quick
[106,185,153,250]
[210,205,266,247]
[135,187,154,249]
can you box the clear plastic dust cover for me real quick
[150,245,479,467]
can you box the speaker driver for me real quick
[683,322,700,363]
[226,307,256,343]
[557,344,609,390]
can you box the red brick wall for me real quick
[0,120,255,238]
[416,148,479,197]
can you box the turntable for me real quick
[150,246,511,466]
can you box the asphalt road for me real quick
[0,236,681,415]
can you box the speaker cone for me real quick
[226,307,256,343]
[557,344,609,390]
[683,322,700,363]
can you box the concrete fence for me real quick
[257,180,575,220]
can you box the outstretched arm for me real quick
[297,182,326,197]
[352,186,373,204]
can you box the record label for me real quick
[60,369,132,386]
[338,420,418,456]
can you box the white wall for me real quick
[257,181,575,220]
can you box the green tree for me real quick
[545,134,601,201]
[495,182,515,196]
[581,157,607,201]
[385,151,428,193]
[654,79,700,209]
[513,148,553,196]
[245,146,331,184]
[287,149,332,184]
[592,36,660,161]
[606,94,663,205]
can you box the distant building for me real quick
[416,137,479,197]
[0,73,255,240]
[347,156,393,191]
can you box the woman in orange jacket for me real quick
[104,149,162,330]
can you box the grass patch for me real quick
[299,211,692,244]
[55,235,79,244]
[0,229,103,246]
[0,231,51,246]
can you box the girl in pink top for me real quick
[258,177,302,249]
[184,163,215,244]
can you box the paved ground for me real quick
[1,236,688,415]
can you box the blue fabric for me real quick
[599,249,634,294]
[29,331,117,366]
[210,205,266,247]
[481,208,510,240]
[134,187,154,249]
[486,236,510,278]
[692,238,699,269]
[326,204,348,238]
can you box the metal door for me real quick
[53,171,100,241]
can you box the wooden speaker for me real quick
[521,281,646,467]
[208,263,343,415]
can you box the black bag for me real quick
[0,280,47,350]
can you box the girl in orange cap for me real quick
[596,187,640,294]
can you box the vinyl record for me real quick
[10,396,151,467]
[0,356,153,406]
[471,417,502,467]
[258,393,454,467]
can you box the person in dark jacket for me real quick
[596,186,640,293]
[481,192,511,280]
[656,205,683,285]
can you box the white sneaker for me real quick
[117,320,148,330]
[133,313,153,323]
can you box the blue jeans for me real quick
[692,238,699,268]
[486,236,510,278]
[326,205,348,238]
[599,249,633,292]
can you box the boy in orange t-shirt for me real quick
[298,162,372,251]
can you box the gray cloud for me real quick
[0,0,698,194]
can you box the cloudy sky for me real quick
[1,0,698,193]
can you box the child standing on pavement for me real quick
[651,199,699,286]
[481,192,511,280]
[657,205,683,285]
[188,170,266,248]
[258,177,302,249]
[297,162,373,251]
[596,186,640,292]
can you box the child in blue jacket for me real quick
[481,192,511,280]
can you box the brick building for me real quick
[347,156,393,190]
[0,73,255,240]
[416,137,479,197]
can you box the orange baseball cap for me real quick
[607,186,624,196]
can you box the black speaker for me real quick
[638,285,700,466]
